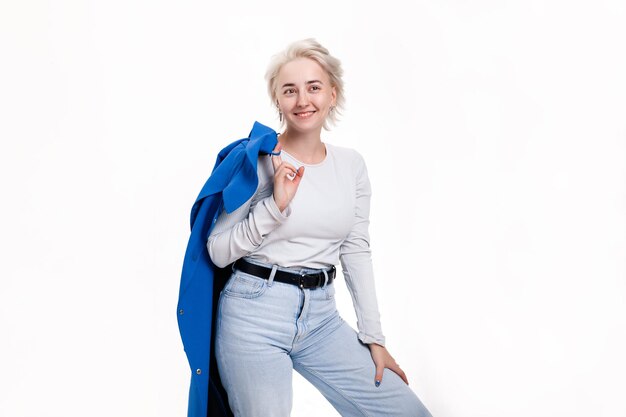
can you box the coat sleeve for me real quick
[339,152,386,346]
[207,157,291,268]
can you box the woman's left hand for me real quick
[368,343,409,387]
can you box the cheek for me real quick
[315,95,333,108]
[278,98,293,111]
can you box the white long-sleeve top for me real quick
[206,142,385,346]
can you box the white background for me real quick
[1,1,625,416]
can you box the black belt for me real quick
[233,258,336,289]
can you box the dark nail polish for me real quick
[375,380,381,387]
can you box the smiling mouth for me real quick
[294,111,315,118]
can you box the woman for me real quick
[207,38,432,417]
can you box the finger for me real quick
[275,164,297,181]
[270,142,283,171]
[291,166,305,185]
[375,364,384,387]
[390,363,409,385]
[274,161,299,179]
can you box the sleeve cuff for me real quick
[264,195,291,219]
[357,332,386,347]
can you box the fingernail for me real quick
[375,380,381,387]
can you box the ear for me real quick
[331,86,337,106]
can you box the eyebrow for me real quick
[281,80,324,88]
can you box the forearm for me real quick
[340,250,386,346]
[207,195,290,268]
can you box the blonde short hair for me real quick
[265,38,345,130]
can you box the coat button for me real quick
[196,369,202,375]
[179,309,184,315]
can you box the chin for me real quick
[290,122,323,133]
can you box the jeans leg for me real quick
[215,271,300,417]
[291,288,432,417]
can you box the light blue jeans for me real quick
[215,259,433,417]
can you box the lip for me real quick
[293,110,316,119]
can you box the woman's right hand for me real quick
[271,141,304,213]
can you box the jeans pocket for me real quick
[223,271,268,299]
[324,282,336,300]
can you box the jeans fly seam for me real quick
[290,290,305,349]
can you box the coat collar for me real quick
[193,121,278,219]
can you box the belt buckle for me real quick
[299,273,306,289]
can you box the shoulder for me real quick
[327,143,368,174]
[326,142,359,158]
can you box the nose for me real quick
[296,91,310,107]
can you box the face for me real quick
[275,57,337,133]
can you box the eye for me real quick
[283,88,296,95]
[309,85,321,92]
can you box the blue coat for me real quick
[177,121,278,417]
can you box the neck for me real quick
[278,127,326,164]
